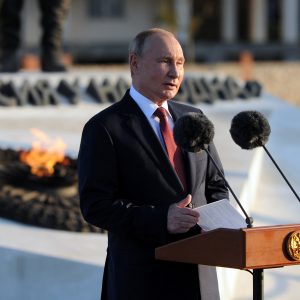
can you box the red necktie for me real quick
[154,107,187,191]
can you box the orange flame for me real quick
[20,128,69,177]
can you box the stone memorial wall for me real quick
[0,75,262,106]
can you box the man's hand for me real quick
[167,194,200,234]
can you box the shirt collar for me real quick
[130,86,172,119]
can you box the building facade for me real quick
[21,0,300,62]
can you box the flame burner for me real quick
[0,148,102,233]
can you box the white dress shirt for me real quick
[129,86,174,148]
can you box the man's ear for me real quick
[129,53,139,75]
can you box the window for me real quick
[193,0,221,41]
[237,0,251,41]
[268,0,280,41]
[88,0,125,18]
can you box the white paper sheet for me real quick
[193,199,247,231]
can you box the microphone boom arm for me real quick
[204,148,253,228]
[263,145,300,203]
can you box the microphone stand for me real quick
[204,148,253,228]
[263,145,300,203]
[204,148,265,300]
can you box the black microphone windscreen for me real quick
[230,111,271,149]
[173,112,215,153]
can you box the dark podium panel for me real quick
[155,224,300,270]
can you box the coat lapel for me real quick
[120,95,184,192]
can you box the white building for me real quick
[21,0,300,62]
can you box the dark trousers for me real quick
[0,0,71,53]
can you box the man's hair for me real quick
[129,28,175,57]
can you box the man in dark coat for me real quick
[78,28,229,300]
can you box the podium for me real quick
[155,224,300,300]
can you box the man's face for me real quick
[130,33,185,105]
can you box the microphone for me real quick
[230,110,300,203]
[174,112,253,228]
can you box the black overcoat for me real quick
[78,91,229,300]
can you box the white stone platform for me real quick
[0,70,299,300]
